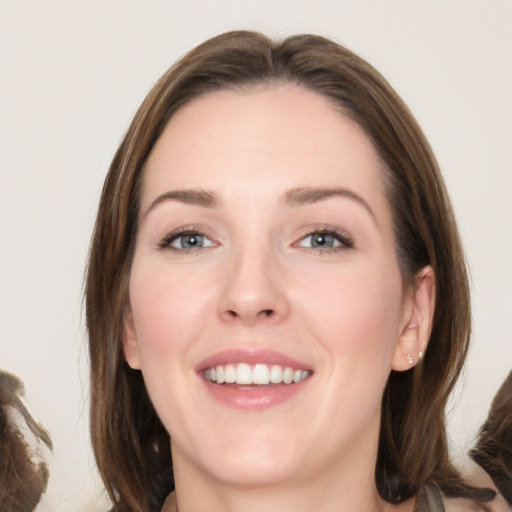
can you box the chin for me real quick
[177,434,304,488]
[206,456,300,488]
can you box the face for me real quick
[124,85,426,489]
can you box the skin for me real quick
[123,84,435,512]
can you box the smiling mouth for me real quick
[203,363,311,386]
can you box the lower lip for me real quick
[199,377,311,410]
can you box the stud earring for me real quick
[406,353,414,365]
[419,351,423,359]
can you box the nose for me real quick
[217,244,290,326]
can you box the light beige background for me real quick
[1,1,511,510]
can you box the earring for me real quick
[406,353,414,365]
[419,351,423,359]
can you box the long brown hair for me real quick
[86,31,486,511]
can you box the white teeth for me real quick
[253,364,270,385]
[203,363,311,385]
[224,364,236,383]
[236,363,252,385]
[283,367,294,384]
[270,365,283,383]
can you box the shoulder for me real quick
[443,496,511,512]
[460,463,512,512]
[161,492,177,512]
[415,484,509,512]
[415,484,446,512]
[443,497,481,512]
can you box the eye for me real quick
[303,233,339,248]
[296,229,354,252]
[159,230,217,251]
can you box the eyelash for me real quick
[158,227,216,252]
[294,227,355,254]
[158,226,355,254]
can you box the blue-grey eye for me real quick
[167,232,215,250]
[296,230,353,251]
[310,233,335,248]
[300,233,340,249]
[184,234,202,248]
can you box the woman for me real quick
[85,31,495,511]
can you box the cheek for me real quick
[127,263,216,437]
[128,263,213,362]
[297,262,403,363]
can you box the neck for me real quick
[172,477,387,512]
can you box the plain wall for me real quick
[1,1,511,510]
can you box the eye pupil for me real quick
[181,234,202,248]
[311,233,333,247]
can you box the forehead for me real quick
[142,84,387,206]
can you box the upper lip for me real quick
[196,349,312,372]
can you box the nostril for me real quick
[223,308,276,322]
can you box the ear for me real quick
[122,310,141,370]
[392,266,435,371]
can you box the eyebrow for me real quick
[284,186,376,221]
[143,188,221,219]
[143,185,376,222]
